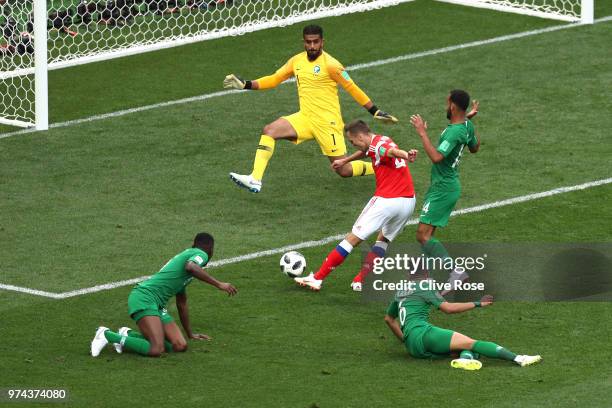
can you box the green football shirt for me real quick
[430,120,477,189]
[137,248,209,307]
[386,285,445,338]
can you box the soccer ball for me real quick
[280,251,306,278]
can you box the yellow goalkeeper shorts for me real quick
[283,111,346,157]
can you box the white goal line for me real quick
[1,15,611,141]
[2,176,611,299]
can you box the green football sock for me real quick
[460,350,476,360]
[104,329,122,343]
[127,329,173,352]
[472,340,517,361]
[422,237,451,260]
[104,329,151,356]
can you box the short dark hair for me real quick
[303,24,323,38]
[344,119,370,136]
[193,232,214,250]
[449,89,470,111]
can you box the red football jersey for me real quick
[366,134,415,198]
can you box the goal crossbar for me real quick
[436,0,593,23]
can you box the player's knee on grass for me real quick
[149,344,165,357]
[172,340,188,352]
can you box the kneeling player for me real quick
[295,120,417,292]
[90,232,237,357]
[384,274,542,370]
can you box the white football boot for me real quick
[90,326,109,357]
[350,281,362,292]
[113,327,131,354]
[514,355,542,367]
[294,273,322,291]
[440,270,470,296]
[229,172,262,193]
[451,358,483,371]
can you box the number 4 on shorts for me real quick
[422,201,430,214]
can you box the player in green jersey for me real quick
[90,232,238,358]
[410,90,480,294]
[384,274,542,370]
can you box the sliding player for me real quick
[90,232,237,358]
[223,24,398,193]
[295,120,417,292]
[384,273,542,370]
[410,90,479,294]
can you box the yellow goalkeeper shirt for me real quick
[256,51,371,124]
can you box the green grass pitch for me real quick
[1,0,612,406]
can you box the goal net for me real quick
[1,1,36,128]
[0,0,594,130]
[1,0,414,129]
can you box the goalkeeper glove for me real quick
[223,74,252,90]
[368,105,398,123]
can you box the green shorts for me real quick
[405,324,454,359]
[127,287,174,324]
[419,187,461,228]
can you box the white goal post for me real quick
[0,0,595,131]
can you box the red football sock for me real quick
[314,247,348,280]
[352,251,379,283]
[352,242,387,283]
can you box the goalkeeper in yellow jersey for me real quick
[223,24,398,193]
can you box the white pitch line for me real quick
[1,15,611,141]
[450,177,612,217]
[2,176,611,299]
[0,283,61,299]
[56,276,150,299]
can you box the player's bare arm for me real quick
[469,130,481,153]
[410,114,444,163]
[467,100,480,153]
[467,100,479,119]
[185,261,238,296]
[388,147,418,163]
[176,292,211,340]
[384,314,404,342]
[331,150,366,170]
[439,295,493,314]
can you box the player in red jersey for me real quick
[295,120,418,292]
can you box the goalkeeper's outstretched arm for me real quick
[329,64,398,124]
[224,57,295,91]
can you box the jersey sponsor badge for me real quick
[194,255,204,264]
[341,70,351,81]
[438,140,450,152]
[313,65,321,74]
